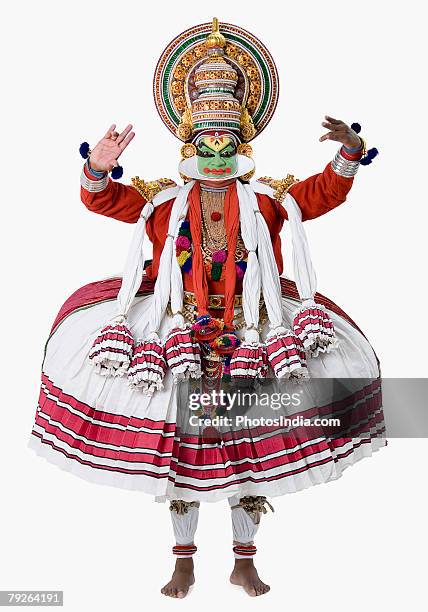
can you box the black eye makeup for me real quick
[220,147,236,158]
[197,146,215,158]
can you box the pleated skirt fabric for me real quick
[29,277,385,502]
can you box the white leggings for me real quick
[169,495,270,559]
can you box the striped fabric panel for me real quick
[32,373,385,489]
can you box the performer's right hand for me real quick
[89,124,135,172]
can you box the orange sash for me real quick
[188,181,239,329]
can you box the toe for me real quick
[177,590,186,599]
[257,582,270,595]
[245,584,257,597]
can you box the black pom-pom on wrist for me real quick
[79,142,91,159]
[111,166,124,180]
[350,122,379,166]
[360,148,379,166]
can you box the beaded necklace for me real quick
[200,188,247,278]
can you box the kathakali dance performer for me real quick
[30,19,384,598]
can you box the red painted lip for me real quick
[202,167,232,175]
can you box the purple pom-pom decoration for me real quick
[235,264,245,280]
[212,249,228,263]
[111,166,123,180]
[351,122,361,134]
[180,220,190,230]
[79,142,90,159]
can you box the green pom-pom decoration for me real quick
[211,261,223,281]
[178,228,192,240]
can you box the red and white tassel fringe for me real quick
[293,301,338,358]
[127,334,166,395]
[230,343,268,379]
[88,320,135,377]
[164,326,201,382]
[265,328,308,380]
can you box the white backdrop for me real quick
[1,0,427,610]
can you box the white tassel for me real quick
[88,316,135,377]
[265,327,308,380]
[88,202,155,376]
[293,299,339,357]
[116,202,154,316]
[236,182,261,342]
[251,183,338,360]
[282,194,338,356]
[127,333,166,395]
[236,183,308,380]
[144,180,195,336]
[130,181,195,393]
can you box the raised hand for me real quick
[89,124,135,172]
[319,116,361,150]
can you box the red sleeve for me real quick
[285,162,354,221]
[80,165,146,224]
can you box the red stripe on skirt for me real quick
[168,436,385,492]
[35,417,172,466]
[37,392,175,450]
[41,373,175,431]
[38,374,383,467]
[31,431,170,478]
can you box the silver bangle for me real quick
[80,168,109,192]
[331,149,360,178]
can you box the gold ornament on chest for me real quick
[200,189,246,264]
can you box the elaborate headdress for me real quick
[153,18,279,179]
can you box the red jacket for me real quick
[81,162,354,295]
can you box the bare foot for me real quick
[161,558,195,598]
[230,559,270,596]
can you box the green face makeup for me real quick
[196,135,238,177]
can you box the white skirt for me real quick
[29,277,385,502]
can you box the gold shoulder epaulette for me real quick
[257,174,299,203]
[131,177,177,201]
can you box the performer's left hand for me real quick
[319,116,361,149]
